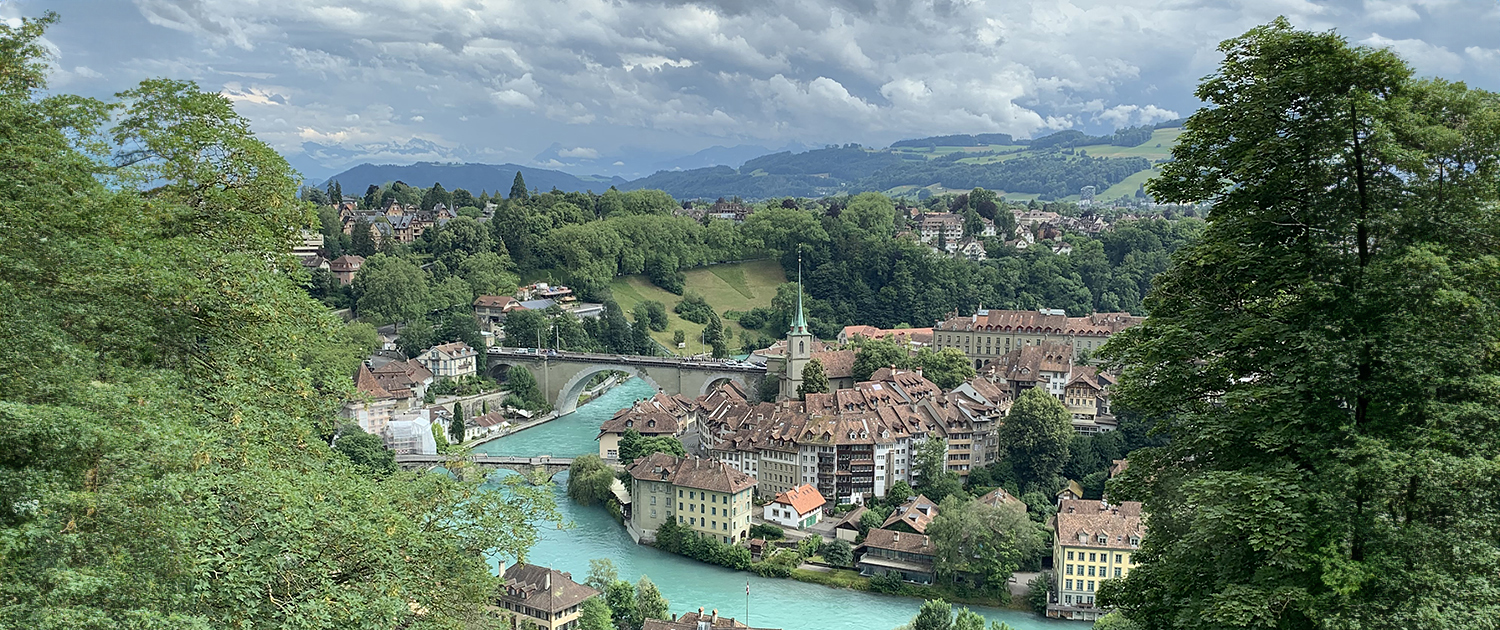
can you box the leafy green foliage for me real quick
[999,387,1073,489]
[1099,19,1500,630]
[567,455,617,507]
[820,539,853,567]
[576,596,614,630]
[927,496,1044,595]
[585,558,619,590]
[796,358,830,398]
[673,292,715,324]
[604,580,637,630]
[502,365,549,412]
[633,576,669,628]
[0,21,558,629]
[1027,572,1054,612]
[748,523,784,540]
[617,429,686,466]
[651,517,752,570]
[853,337,906,381]
[333,425,397,477]
[911,599,953,630]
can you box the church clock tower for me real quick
[780,255,813,401]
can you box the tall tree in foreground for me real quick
[998,387,1073,488]
[509,171,529,200]
[0,14,558,629]
[1099,19,1500,629]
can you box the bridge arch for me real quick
[697,374,749,398]
[556,365,663,416]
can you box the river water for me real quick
[474,378,1075,630]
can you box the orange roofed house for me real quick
[762,484,826,529]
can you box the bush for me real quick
[673,292,715,324]
[1027,571,1054,612]
[821,539,853,567]
[869,570,906,595]
[737,307,769,330]
[749,523,785,540]
[652,518,751,571]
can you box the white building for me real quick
[416,342,478,380]
[763,484,826,529]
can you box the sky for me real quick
[7,0,1500,181]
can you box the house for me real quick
[955,238,988,261]
[977,487,1026,512]
[467,411,509,441]
[416,342,478,380]
[643,608,779,630]
[329,255,364,286]
[916,213,964,244]
[597,395,685,460]
[1047,499,1145,621]
[933,309,1143,368]
[492,563,601,630]
[834,506,868,543]
[836,325,934,351]
[368,359,434,402]
[343,363,419,436]
[763,484,825,529]
[880,494,939,534]
[808,349,856,391]
[300,255,330,272]
[628,453,756,544]
[383,409,437,455]
[474,295,521,332]
[856,528,937,584]
[1056,479,1085,502]
[293,229,324,258]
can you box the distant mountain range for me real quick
[322,122,1185,201]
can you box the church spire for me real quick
[792,252,807,334]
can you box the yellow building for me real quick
[933,309,1142,368]
[629,452,757,544]
[1047,499,1145,622]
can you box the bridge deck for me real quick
[485,347,766,373]
[394,454,575,466]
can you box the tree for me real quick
[908,348,975,390]
[1092,612,1143,630]
[448,402,464,443]
[349,216,376,256]
[953,608,986,630]
[584,558,618,590]
[509,171,529,200]
[352,253,430,325]
[853,337,905,381]
[912,436,948,488]
[457,251,519,298]
[503,366,548,411]
[796,358,829,398]
[911,599,953,630]
[1098,20,1500,630]
[1027,572,1055,613]
[704,312,730,358]
[821,539,853,566]
[503,308,550,349]
[618,429,686,466]
[567,455,617,506]
[633,577,669,628]
[604,580,637,630]
[333,428,396,477]
[998,387,1072,488]
[885,480,915,505]
[927,496,1043,592]
[672,330,686,348]
[576,596,614,630]
[0,23,559,628]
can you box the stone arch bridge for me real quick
[485,348,768,415]
[394,454,574,480]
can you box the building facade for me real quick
[1047,499,1145,622]
[628,453,757,544]
[763,484,825,529]
[417,341,478,380]
[933,309,1143,367]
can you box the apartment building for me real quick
[628,453,757,544]
[1047,499,1145,622]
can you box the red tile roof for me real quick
[771,484,826,515]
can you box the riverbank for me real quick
[464,374,629,448]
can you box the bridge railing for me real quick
[485,347,766,372]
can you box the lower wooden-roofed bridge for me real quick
[394,453,574,480]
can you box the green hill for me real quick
[623,124,1183,200]
[609,259,786,355]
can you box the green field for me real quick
[609,259,787,355]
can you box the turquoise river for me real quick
[475,377,1077,630]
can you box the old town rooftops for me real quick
[881,494,940,534]
[935,309,1143,336]
[628,453,756,495]
[861,528,937,556]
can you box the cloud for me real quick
[21,0,1491,178]
[1362,33,1464,74]
[559,147,600,159]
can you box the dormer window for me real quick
[1129,536,1140,546]
[1078,531,1089,543]
[1096,533,1108,544]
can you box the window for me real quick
[1114,568,1121,578]
[1089,553,1097,562]
[678,490,683,498]
[650,496,657,505]
[1064,595,1073,604]
[1065,565,1073,575]
[651,508,657,518]
[1088,566,1095,576]
[1067,551,1074,561]
[1087,581,1095,591]
[1065,579,1073,590]
[1115,554,1122,563]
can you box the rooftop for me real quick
[770,484,826,515]
[496,563,599,614]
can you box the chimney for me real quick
[892,532,900,543]
[699,607,704,616]
[543,573,551,590]
[711,610,719,623]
